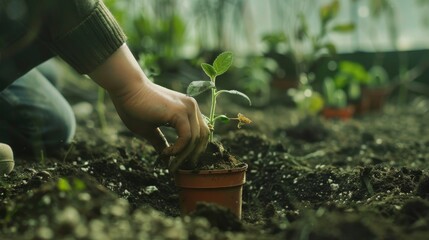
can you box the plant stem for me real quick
[208,77,217,142]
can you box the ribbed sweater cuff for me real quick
[52,1,127,74]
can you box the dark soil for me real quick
[180,141,241,171]
[2,82,429,239]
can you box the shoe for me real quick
[0,143,14,175]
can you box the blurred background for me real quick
[96,0,429,117]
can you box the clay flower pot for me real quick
[174,163,248,219]
[322,105,355,120]
[355,87,391,114]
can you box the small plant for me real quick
[288,85,324,115]
[367,65,388,88]
[186,52,252,142]
[330,61,369,103]
[323,77,347,108]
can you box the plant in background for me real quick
[367,65,389,88]
[261,0,356,111]
[288,74,324,115]
[284,0,355,78]
[323,77,347,108]
[237,55,278,107]
[186,52,252,142]
[331,61,369,103]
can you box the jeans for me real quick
[0,59,76,153]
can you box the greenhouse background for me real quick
[100,0,429,109]
[106,0,429,54]
[3,1,429,239]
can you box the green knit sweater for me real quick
[0,0,127,91]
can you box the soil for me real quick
[179,141,242,171]
[1,80,429,239]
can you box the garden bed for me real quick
[1,94,429,239]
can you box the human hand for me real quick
[89,44,209,172]
[110,80,209,172]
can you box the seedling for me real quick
[186,52,252,141]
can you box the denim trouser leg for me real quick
[0,65,76,152]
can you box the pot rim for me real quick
[177,163,248,175]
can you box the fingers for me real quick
[167,97,209,172]
[168,102,199,172]
[162,114,193,156]
[188,106,209,166]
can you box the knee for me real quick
[40,104,76,149]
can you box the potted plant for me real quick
[329,61,369,115]
[361,65,391,111]
[322,77,355,120]
[332,61,391,114]
[263,0,355,100]
[174,52,252,219]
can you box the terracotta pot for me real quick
[174,163,248,219]
[322,105,355,120]
[356,87,391,114]
[365,87,390,111]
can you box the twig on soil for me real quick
[360,167,375,196]
[63,141,75,162]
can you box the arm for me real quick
[88,44,209,171]
[43,0,209,170]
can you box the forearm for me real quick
[88,44,149,98]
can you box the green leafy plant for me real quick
[367,66,389,88]
[186,52,252,142]
[288,84,324,115]
[323,77,347,108]
[270,0,355,76]
[331,61,369,102]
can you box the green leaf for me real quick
[332,89,347,108]
[57,178,72,192]
[214,114,230,123]
[332,23,355,33]
[186,81,215,97]
[217,90,252,106]
[73,178,86,191]
[201,63,217,79]
[213,51,233,76]
[320,0,339,24]
[348,81,361,100]
[323,77,336,104]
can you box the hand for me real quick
[110,80,209,172]
[89,44,209,171]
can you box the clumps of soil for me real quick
[222,130,272,158]
[395,198,429,226]
[416,175,429,199]
[4,96,429,239]
[190,202,243,232]
[180,141,242,171]
[280,116,330,143]
[0,175,242,239]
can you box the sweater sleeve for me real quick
[50,0,127,74]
